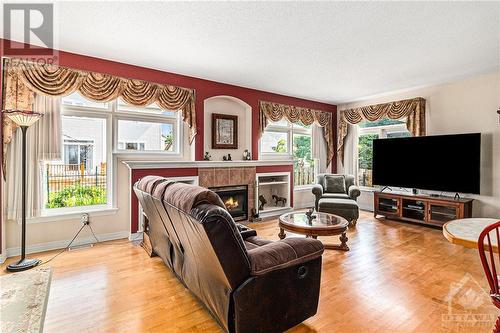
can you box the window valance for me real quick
[2,58,197,145]
[337,97,426,164]
[259,100,335,166]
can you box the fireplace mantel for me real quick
[122,160,293,169]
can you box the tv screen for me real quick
[372,133,481,194]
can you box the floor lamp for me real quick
[5,110,43,272]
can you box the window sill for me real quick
[14,207,119,224]
[294,185,314,191]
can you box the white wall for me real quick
[339,72,500,218]
[203,96,252,161]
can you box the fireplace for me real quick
[210,185,248,221]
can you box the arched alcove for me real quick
[203,95,252,161]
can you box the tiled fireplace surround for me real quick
[198,167,257,217]
[126,161,293,234]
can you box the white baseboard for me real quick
[129,232,144,242]
[5,230,130,258]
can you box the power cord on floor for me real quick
[40,224,87,266]
[40,217,143,265]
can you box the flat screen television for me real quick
[372,133,481,194]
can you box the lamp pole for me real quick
[5,111,43,271]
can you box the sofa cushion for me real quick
[324,175,346,193]
[321,193,350,199]
[247,238,324,276]
[318,198,359,209]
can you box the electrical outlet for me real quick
[81,213,90,226]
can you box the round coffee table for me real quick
[278,211,349,251]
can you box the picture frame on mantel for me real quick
[212,113,238,149]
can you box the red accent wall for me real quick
[0,39,338,238]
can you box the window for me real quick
[260,120,316,186]
[117,119,176,152]
[261,131,288,153]
[46,115,107,209]
[357,118,410,187]
[43,92,182,213]
[292,123,315,186]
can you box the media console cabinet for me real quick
[374,191,473,228]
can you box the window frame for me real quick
[260,120,317,187]
[41,93,185,216]
[357,121,410,189]
[43,109,111,215]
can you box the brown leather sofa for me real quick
[133,176,324,333]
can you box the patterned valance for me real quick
[337,97,426,164]
[2,58,197,145]
[259,101,335,166]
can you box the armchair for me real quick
[312,173,360,226]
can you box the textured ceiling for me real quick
[3,1,499,104]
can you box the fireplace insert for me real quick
[210,185,248,221]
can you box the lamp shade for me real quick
[4,110,43,127]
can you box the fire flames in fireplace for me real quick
[224,197,239,210]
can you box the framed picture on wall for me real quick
[212,113,238,149]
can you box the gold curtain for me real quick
[3,58,197,144]
[259,101,335,167]
[337,97,426,164]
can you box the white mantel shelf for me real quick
[122,160,293,169]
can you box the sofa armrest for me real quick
[348,185,361,200]
[247,238,324,276]
[312,184,323,198]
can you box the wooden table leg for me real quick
[323,232,349,251]
[278,228,286,240]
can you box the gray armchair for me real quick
[312,174,360,226]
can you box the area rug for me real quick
[0,267,52,333]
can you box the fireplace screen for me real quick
[210,185,248,221]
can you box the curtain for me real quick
[337,123,358,179]
[259,100,335,167]
[337,97,426,164]
[312,124,328,173]
[2,58,197,147]
[6,94,62,219]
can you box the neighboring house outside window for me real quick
[260,119,317,187]
[357,118,410,187]
[44,92,182,213]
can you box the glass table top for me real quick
[279,212,348,230]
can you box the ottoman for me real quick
[318,198,359,226]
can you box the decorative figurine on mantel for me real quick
[243,149,251,160]
[227,153,232,161]
[204,152,211,161]
[272,194,287,207]
[223,155,227,161]
[258,195,267,211]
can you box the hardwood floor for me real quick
[2,211,498,332]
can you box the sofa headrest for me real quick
[136,176,169,194]
[162,182,225,213]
